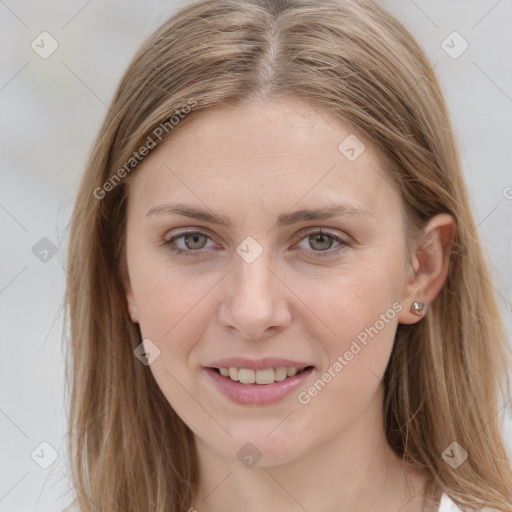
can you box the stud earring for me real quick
[128,303,137,322]
[411,301,426,316]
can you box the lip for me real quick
[204,366,316,405]
[204,357,315,371]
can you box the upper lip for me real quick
[204,357,315,370]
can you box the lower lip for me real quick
[204,367,315,405]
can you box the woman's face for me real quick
[123,97,419,466]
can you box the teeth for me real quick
[239,368,255,384]
[287,367,298,377]
[274,367,288,381]
[217,366,307,384]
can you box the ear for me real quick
[397,213,455,325]
[121,268,139,324]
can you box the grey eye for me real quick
[306,233,336,251]
[178,233,208,250]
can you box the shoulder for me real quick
[438,492,463,511]
[437,493,463,511]
[61,504,80,512]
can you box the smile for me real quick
[204,366,315,405]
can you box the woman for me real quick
[64,0,512,511]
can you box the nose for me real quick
[218,252,292,341]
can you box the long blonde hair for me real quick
[64,0,512,510]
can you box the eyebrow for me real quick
[146,201,374,227]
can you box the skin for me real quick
[123,97,455,512]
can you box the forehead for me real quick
[128,97,400,221]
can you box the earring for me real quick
[411,301,426,316]
[128,303,137,322]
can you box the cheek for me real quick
[295,252,404,345]
[129,242,210,333]
[295,277,400,437]
[290,255,403,403]
[130,253,221,375]
[129,259,219,424]
[303,277,399,384]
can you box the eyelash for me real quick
[161,228,352,259]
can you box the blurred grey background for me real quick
[1,1,511,510]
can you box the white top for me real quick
[438,492,463,511]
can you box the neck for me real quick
[192,386,428,512]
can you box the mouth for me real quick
[208,365,314,385]
[203,365,316,405]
